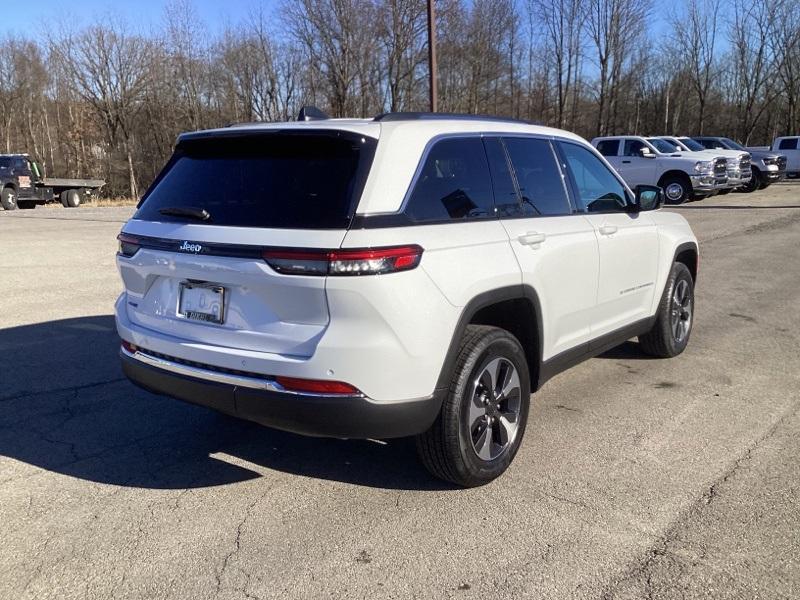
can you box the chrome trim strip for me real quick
[121,346,365,398]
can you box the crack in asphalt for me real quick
[599,399,800,599]
[214,490,270,600]
[0,377,127,403]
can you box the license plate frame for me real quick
[178,282,226,325]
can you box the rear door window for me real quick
[404,137,494,222]
[134,132,376,229]
[596,140,620,157]
[503,137,571,216]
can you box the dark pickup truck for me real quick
[0,154,105,210]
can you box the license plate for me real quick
[178,282,225,324]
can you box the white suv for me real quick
[116,111,698,486]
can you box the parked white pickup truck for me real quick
[592,136,728,203]
[657,136,752,194]
[772,137,799,177]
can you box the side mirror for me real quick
[632,185,663,212]
[639,148,656,159]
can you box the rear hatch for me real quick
[118,129,377,357]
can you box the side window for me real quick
[623,139,647,157]
[503,137,571,216]
[405,137,494,222]
[483,137,519,217]
[778,138,798,150]
[558,142,629,213]
[596,140,620,157]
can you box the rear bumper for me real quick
[121,348,442,439]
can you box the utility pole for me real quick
[427,0,438,112]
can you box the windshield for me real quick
[135,131,377,229]
[678,138,705,151]
[721,138,746,151]
[647,138,680,153]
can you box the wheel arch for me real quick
[434,285,544,396]
[673,241,699,283]
[658,170,692,188]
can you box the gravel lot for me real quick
[1,184,799,599]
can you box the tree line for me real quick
[0,0,798,197]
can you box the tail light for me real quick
[117,233,141,257]
[275,376,361,395]
[121,340,138,353]
[262,245,423,276]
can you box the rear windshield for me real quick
[134,131,377,229]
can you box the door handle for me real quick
[622,160,631,164]
[518,232,547,246]
[599,225,618,236]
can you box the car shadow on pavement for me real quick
[0,316,454,492]
[596,341,658,360]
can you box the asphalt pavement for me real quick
[1,185,798,599]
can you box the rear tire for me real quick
[416,325,531,487]
[660,174,691,204]
[61,189,81,208]
[1,187,17,210]
[639,262,694,358]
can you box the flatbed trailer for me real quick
[0,154,105,210]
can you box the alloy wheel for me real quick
[468,357,522,460]
[671,279,692,343]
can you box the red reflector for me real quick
[121,340,138,353]
[275,376,361,395]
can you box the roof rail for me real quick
[373,112,539,125]
[298,106,330,121]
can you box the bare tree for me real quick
[529,0,583,128]
[378,0,427,111]
[726,0,781,143]
[585,0,651,136]
[283,0,380,117]
[671,0,721,134]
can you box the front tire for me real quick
[639,262,694,358]
[1,187,17,210]
[660,174,691,204]
[416,325,531,487]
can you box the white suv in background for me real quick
[593,135,729,203]
[116,111,698,486]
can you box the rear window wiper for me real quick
[158,206,211,221]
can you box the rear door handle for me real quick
[599,225,618,236]
[518,232,547,246]
[622,160,632,164]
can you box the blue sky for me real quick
[2,0,674,38]
[0,0,279,35]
